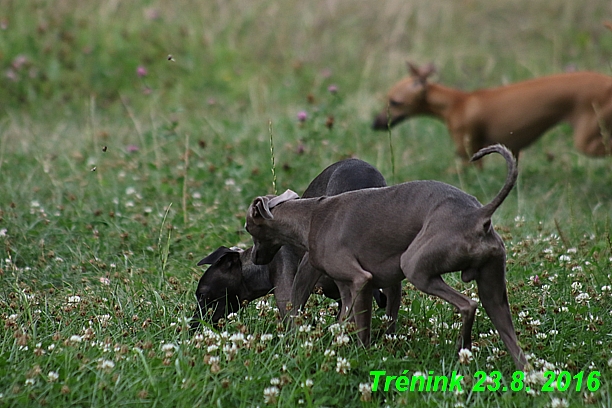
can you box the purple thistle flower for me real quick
[328,84,338,94]
[126,145,140,153]
[136,66,147,78]
[297,111,308,122]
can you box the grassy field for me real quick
[1,0,612,406]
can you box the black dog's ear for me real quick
[197,246,241,266]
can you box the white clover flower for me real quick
[97,359,115,371]
[97,314,111,324]
[328,323,342,335]
[334,334,350,346]
[575,293,590,304]
[550,397,569,408]
[229,333,245,345]
[413,371,427,379]
[525,371,546,386]
[161,343,176,352]
[536,332,548,340]
[67,295,81,304]
[69,335,83,343]
[458,348,473,364]
[324,349,336,358]
[558,255,571,262]
[255,299,272,311]
[263,386,280,404]
[301,379,313,388]
[25,378,35,386]
[48,371,59,382]
[336,357,350,374]
[359,383,372,393]
[298,324,312,333]
[207,344,219,353]
[270,378,280,385]
[125,187,136,195]
[260,333,273,342]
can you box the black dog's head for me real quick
[190,246,244,330]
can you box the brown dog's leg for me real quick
[573,112,612,156]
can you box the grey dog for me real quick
[192,159,400,330]
[246,144,526,369]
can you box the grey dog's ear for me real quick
[251,190,299,221]
[252,196,274,220]
[268,189,299,208]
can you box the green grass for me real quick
[1,0,612,406]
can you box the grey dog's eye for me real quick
[389,99,402,107]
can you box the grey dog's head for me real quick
[245,190,299,265]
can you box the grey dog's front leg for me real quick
[289,253,323,318]
[383,282,402,334]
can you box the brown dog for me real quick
[373,62,612,160]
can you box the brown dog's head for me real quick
[245,190,299,265]
[372,62,436,130]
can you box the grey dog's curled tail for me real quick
[470,144,518,218]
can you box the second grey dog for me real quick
[192,159,399,330]
[246,145,526,369]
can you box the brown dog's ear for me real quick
[407,61,436,83]
[407,61,421,77]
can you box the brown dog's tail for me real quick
[470,144,518,218]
